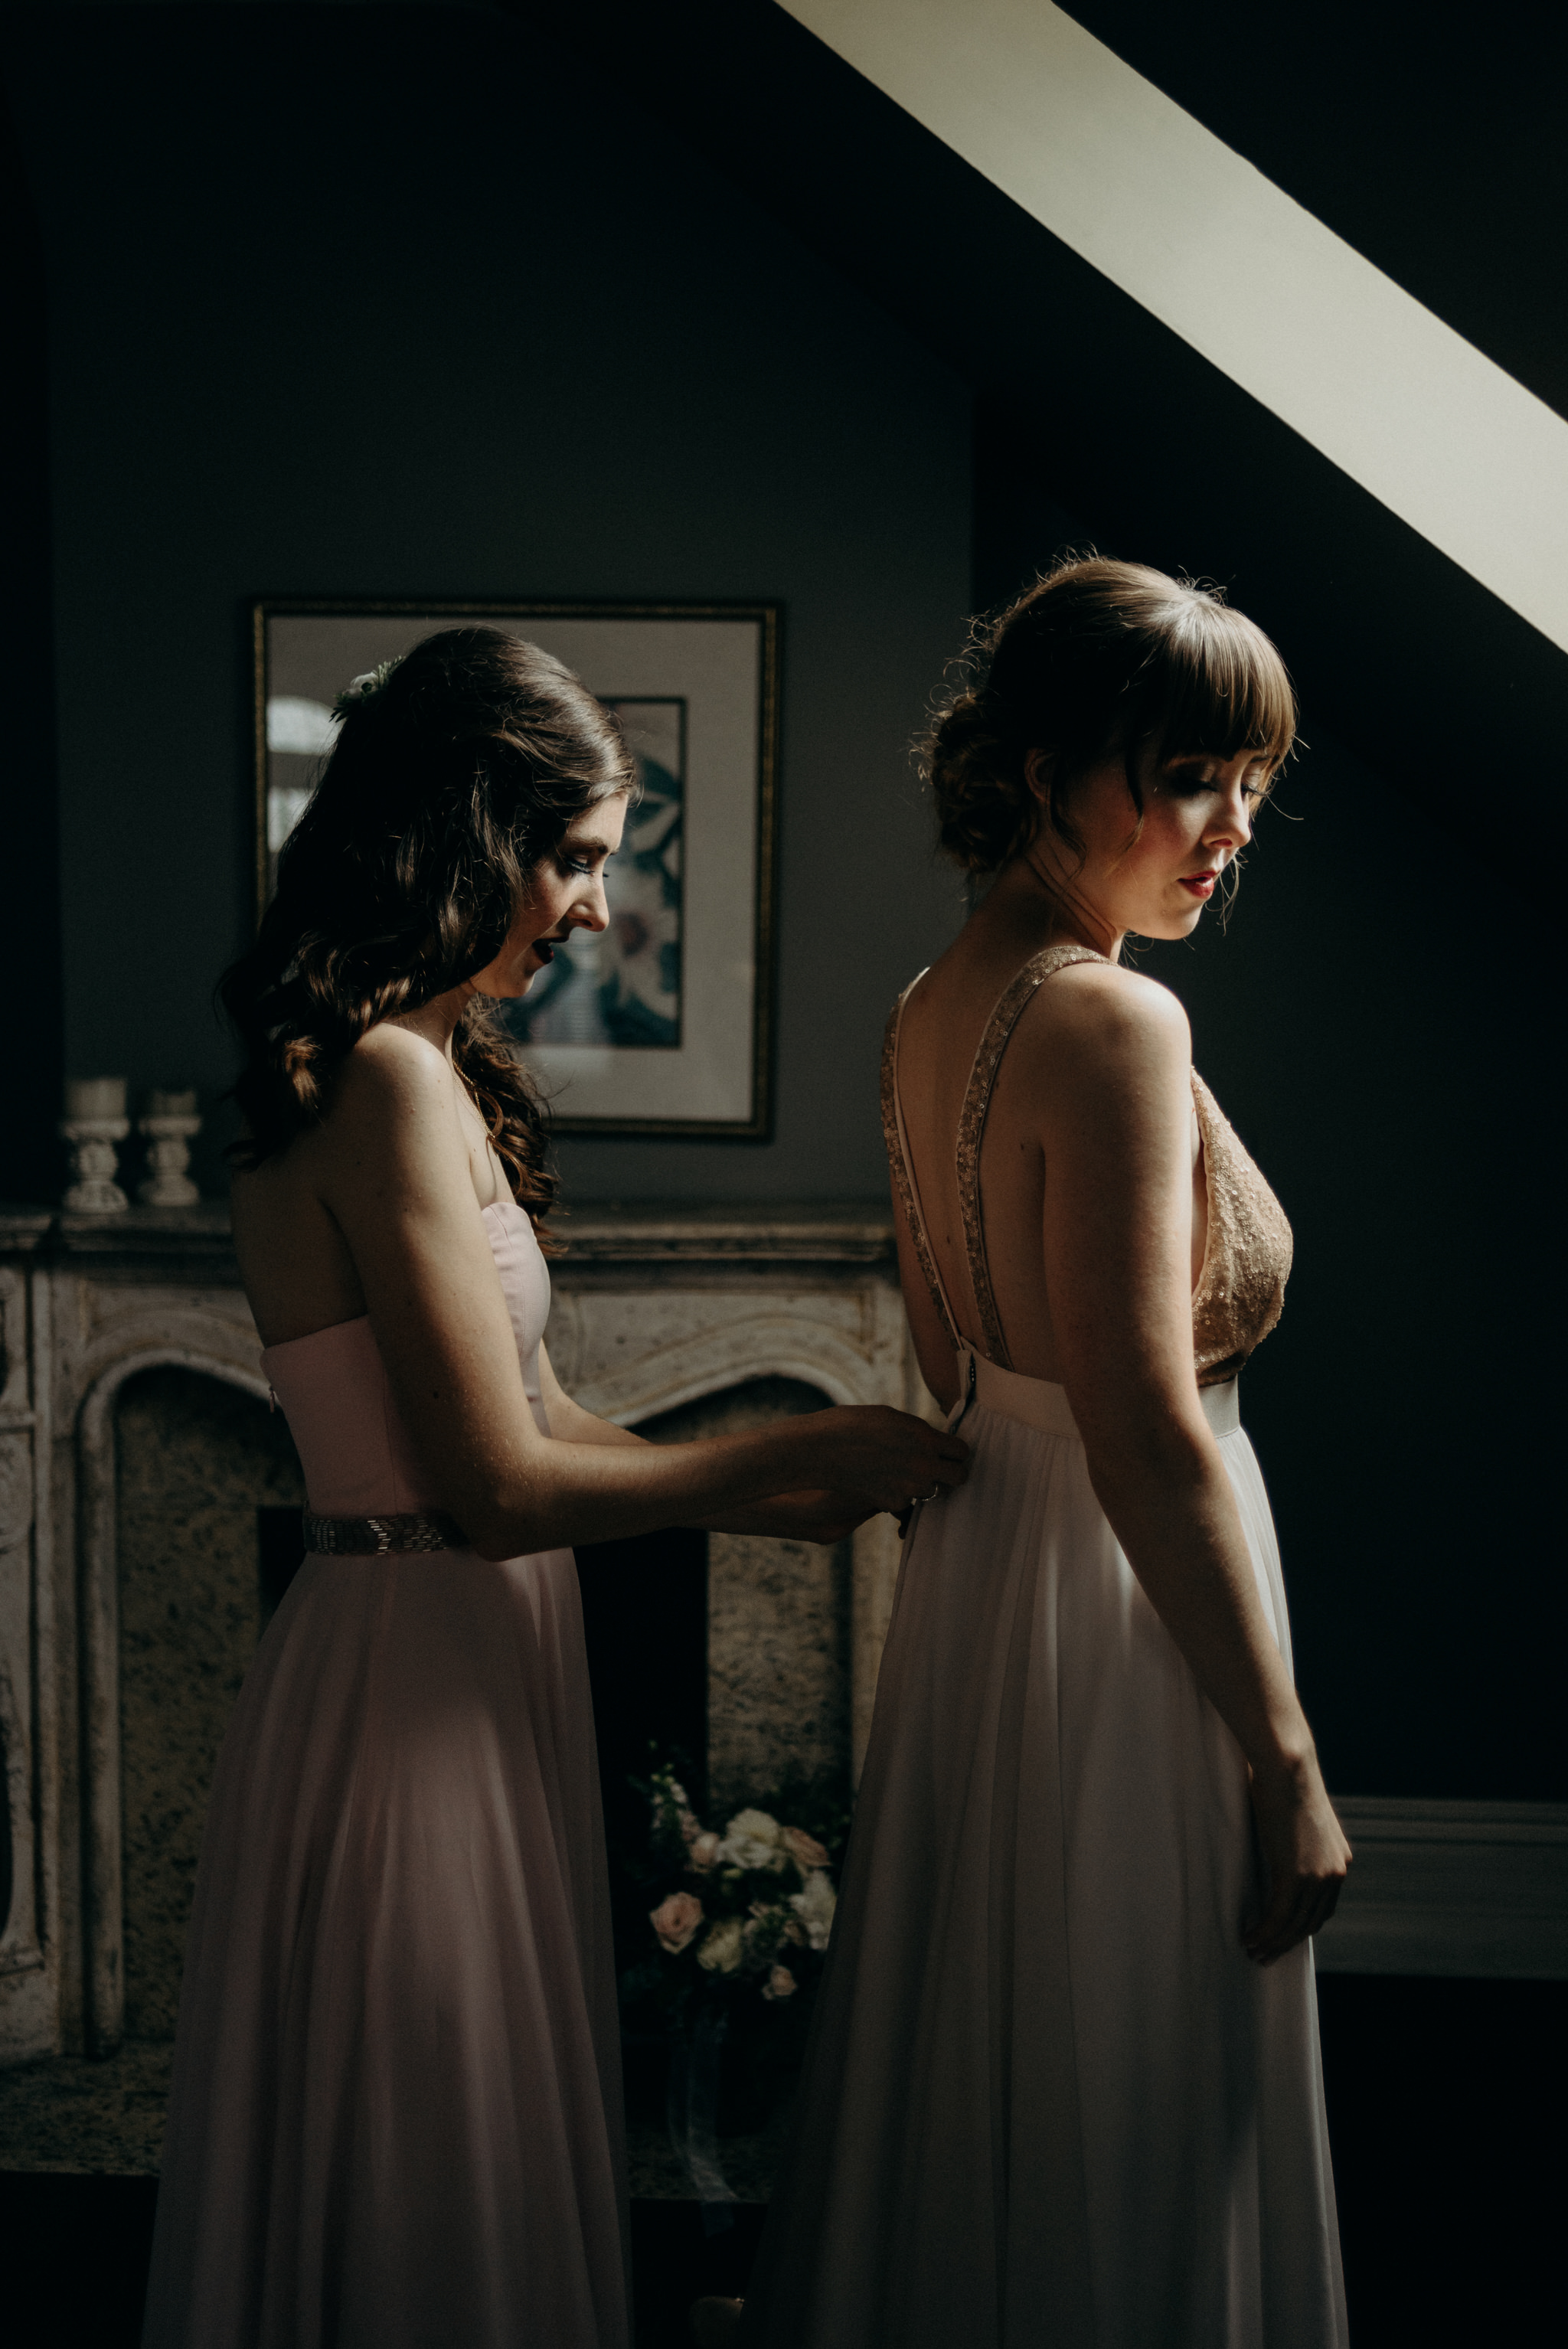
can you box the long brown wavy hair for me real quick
[222,626,638,1245]
[922,556,1297,875]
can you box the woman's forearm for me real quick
[544,1391,649,1449]
[541,1395,867,1542]
[463,1423,823,1557]
[467,1406,960,1557]
[1086,1432,1318,1782]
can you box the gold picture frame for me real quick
[253,598,781,1138]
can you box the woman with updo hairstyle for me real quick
[729,561,1351,2349]
[141,626,966,2349]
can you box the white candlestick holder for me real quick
[60,1118,132,1213]
[137,1113,202,1207]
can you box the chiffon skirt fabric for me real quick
[743,1377,1348,2349]
[141,1544,632,2349]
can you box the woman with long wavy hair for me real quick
[140,627,965,2349]
[718,560,1350,2349]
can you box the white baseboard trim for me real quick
[1314,1799,1568,1979]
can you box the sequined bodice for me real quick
[880,943,1292,1387]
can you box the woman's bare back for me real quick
[230,1024,509,1351]
[892,910,1207,1389]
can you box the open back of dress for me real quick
[742,949,1345,2349]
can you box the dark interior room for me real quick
[1,4,1563,2344]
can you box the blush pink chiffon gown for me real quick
[142,1199,632,2348]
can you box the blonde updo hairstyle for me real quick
[923,556,1297,874]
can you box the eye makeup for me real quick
[1160,756,1273,801]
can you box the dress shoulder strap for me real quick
[957,940,1112,1369]
[880,975,963,1351]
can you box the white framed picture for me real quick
[254,601,780,1136]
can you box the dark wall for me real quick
[1058,0,1568,420]
[2,0,969,1201]
[0,80,63,1201]
[6,3,1558,1802]
[972,428,1563,1802]
[528,0,1568,886]
[1136,746,1560,1800]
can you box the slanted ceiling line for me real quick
[779,0,1568,655]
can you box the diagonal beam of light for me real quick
[781,0,1568,653]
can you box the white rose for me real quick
[696,1917,746,1975]
[789,1868,838,1952]
[688,1831,723,1872]
[717,1808,789,1874]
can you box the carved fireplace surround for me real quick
[0,1199,927,2067]
[2,1197,1561,2086]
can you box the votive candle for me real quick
[64,1076,127,1121]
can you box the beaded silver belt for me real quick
[302,1509,466,1556]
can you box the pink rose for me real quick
[650,1892,704,1954]
[761,1964,798,2001]
[688,1831,723,1872]
[783,1826,829,1872]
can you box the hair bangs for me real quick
[1138,598,1297,781]
[924,555,1298,874]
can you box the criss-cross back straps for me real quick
[880,977,963,1351]
[956,942,1112,1369]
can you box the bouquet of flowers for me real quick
[625,1763,840,2010]
[618,1761,846,2158]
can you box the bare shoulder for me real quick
[1016,957,1191,1080]
[331,1024,459,1123]
[343,1020,454,1096]
[320,1024,467,1178]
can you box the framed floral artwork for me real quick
[253,600,780,1135]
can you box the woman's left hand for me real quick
[1244,1761,1353,1964]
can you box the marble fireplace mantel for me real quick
[2,1199,1563,2096]
[0,1199,928,2066]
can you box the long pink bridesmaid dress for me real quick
[142,1198,632,2348]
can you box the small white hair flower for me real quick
[333,658,400,717]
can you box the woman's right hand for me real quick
[1243,1761,1352,1965]
[800,1405,969,1517]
